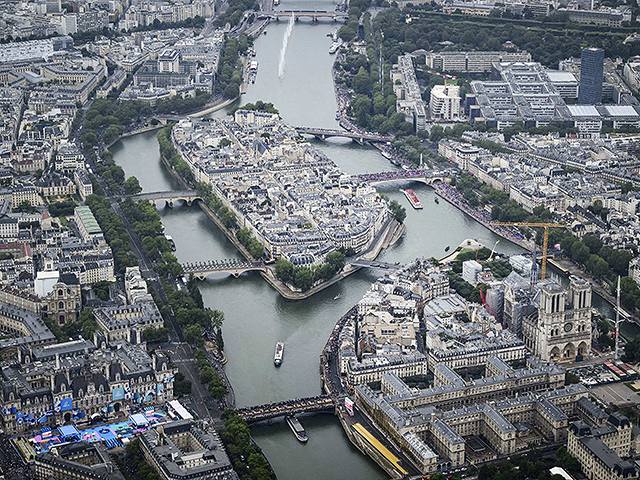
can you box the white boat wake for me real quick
[278,13,294,81]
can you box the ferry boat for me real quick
[165,234,176,251]
[274,341,284,366]
[402,189,423,209]
[286,415,308,442]
[249,60,258,83]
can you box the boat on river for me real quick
[329,41,341,54]
[445,245,450,252]
[402,189,423,209]
[274,341,284,366]
[334,294,341,300]
[286,415,308,442]
[435,197,439,204]
[165,234,176,251]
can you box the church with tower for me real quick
[521,276,592,361]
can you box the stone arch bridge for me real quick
[257,10,348,21]
[353,170,451,186]
[182,260,267,279]
[295,127,393,144]
[127,190,202,207]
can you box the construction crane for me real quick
[489,222,565,280]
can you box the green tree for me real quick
[294,267,315,291]
[184,324,203,347]
[124,176,142,195]
[325,251,346,273]
[387,199,407,223]
[275,258,294,283]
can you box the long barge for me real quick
[285,415,308,442]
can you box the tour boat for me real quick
[274,341,284,366]
[165,234,176,251]
[402,189,423,209]
[286,415,308,442]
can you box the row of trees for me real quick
[195,181,237,230]
[194,348,227,400]
[274,251,347,291]
[86,194,139,274]
[80,99,153,176]
[157,126,195,184]
[220,410,276,480]
[155,90,211,115]
[119,197,184,279]
[230,101,279,116]
[236,227,265,259]
[216,35,251,99]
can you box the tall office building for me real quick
[579,47,604,105]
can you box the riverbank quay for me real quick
[434,182,533,251]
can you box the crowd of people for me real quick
[238,395,332,420]
[0,434,34,480]
[321,306,358,397]
[356,169,430,183]
[436,182,529,248]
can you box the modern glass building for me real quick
[579,47,604,105]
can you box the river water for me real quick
[108,9,628,480]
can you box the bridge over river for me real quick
[182,260,267,279]
[295,127,393,144]
[257,10,348,21]
[354,170,452,186]
[128,190,202,207]
[237,394,335,422]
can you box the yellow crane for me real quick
[489,222,566,280]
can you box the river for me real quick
[108,10,626,480]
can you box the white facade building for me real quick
[462,260,482,285]
[430,84,461,120]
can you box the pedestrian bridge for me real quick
[128,190,201,207]
[354,170,451,186]
[237,395,335,422]
[295,127,393,144]
[183,260,267,279]
[258,10,348,21]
